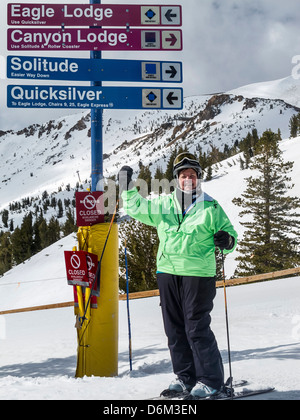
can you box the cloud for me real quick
[1,0,300,129]
[182,0,300,93]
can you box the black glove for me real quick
[118,166,133,194]
[214,230,234,251]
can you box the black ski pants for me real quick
[157,273,224,390]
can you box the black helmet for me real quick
[173,152,202,179]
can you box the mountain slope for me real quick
[1,76,300,218]
[228,75,300,108]
[0,135,299,307]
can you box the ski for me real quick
[148,392,189,401]
[201,387,275,400]
[149,386,274,401]
[148,379,250,401]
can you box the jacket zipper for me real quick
[176,198,197,232]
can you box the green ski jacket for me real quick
[122,188,238,277]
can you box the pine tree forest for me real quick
[0,191,77,276]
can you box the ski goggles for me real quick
[173,153,202,178]
[173,153,199,168]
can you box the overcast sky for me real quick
[1,0,300,130]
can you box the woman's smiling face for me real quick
[178,168,198,192]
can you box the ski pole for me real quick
[221,250,234,399]
[124,239,133,371]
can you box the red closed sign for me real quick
[75,191,104,226]
[64,250,98,291]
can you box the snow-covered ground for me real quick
[229,75,300,108]
[0,275,299,400]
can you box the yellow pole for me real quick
[75,223,119,378]
[76,286,85,321]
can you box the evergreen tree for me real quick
[21,212,34,256]
[57,199,64,218]
[47,216,61,244]
[164,148,178,182]
[11,227,24,265]
[43,199,50,213]
[1,209,9,228]
[233,130,300,276]
[39,217,49,249]
[62,208,77,236]
[198,149,210,172]
[137,163,152,194]
[154,165,164,182]
[42,190,49,200]
[33,218,42,254]
[119,219,159,293]
[11,212,34,264]
[209,145,222,165]
[50,196,57,208]
[289,114,298,138]
[153,165,167,195]
[0,232,12,275]
[239,131,256,168]
[9,219,14,232]
[239,156,245,171]
[205,166,213,181]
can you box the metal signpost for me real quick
[6,0,184,378]
[90,0,103,193]
[7,1,184,190]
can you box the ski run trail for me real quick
[0,231,299,401]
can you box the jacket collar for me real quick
[173,189,214,216]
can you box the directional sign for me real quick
[7,4,182,27]
[7,28,182,51]
[7,56,183,83]
[7,85,183,110]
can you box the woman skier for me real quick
[118,152,237,399]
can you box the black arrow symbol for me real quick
[165,65,177,79]
[165,9,177,22]
[165,33,177,47]
[167,92,178,105]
